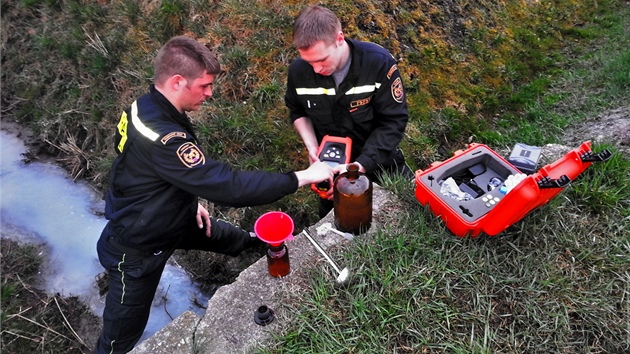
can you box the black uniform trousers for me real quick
[94,218,252,354]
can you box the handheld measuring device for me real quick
[311,135,352,198]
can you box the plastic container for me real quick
[254,211,294,246]
[333,163,373,234]
[414,141,611,238]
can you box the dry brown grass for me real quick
[0,239,101,353]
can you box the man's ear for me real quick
[336,31,345,46]
[171,75,187,91]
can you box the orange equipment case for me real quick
[414,141,611,238]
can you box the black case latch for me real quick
[537,175,571,189]
[580,149,612,162]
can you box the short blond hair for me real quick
[292,5,341,50]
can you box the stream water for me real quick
[0,129,210,344]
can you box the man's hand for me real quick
[196,203,211,237]
[295,161,334,187]
[307,149,320,165]
[324,162,365,201]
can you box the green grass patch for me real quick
[567,143,630,217]
[258,1,630,353]
[264,164,629,352]
[2,0,629,351]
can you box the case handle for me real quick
[580,149,612,162]
[537,175,571,189]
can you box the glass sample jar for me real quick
[266,242,290,277]
[333,163,373,235]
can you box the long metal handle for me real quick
[301,229,341,273]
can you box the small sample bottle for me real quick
[333,163,373,235]
[266,242,290,277]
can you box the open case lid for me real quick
[415,141,612,237]
[480,141,612,236]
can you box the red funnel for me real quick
[254,211,294,246]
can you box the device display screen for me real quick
[319,142,347,167]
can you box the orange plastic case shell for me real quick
[414,141,596,238]
[310,135,352,198]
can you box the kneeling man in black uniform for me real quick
[95,35,334,354]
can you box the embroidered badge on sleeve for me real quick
[161,132,187,145]
[177,142,205,168]
[391,77,404,103]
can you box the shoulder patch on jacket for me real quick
[161,131,187,145]
[177,142,205,168]
[391,77,404,103]
[386,64,398,80]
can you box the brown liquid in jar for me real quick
[266,242,290,277]
[334,163,372,235]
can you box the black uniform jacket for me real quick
[105,86,298,250]
[285,38,408,174]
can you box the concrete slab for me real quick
[131,185,394,354]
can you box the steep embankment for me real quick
[2,0,607,191]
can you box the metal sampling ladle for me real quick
[301,229,351,284]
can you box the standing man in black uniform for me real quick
[285,5,414,216]
[95,35,334,354]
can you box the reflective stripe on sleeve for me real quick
[345,83,380,95]
[294,84,381,97]
[295,87,336,96]
[130,101,160,141]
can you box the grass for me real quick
[0,239,99,353]
[1,0,629,352]
[265,155,629,352]
[566,144,630,216]
[258,2,630,353]
[3,0,620,190]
